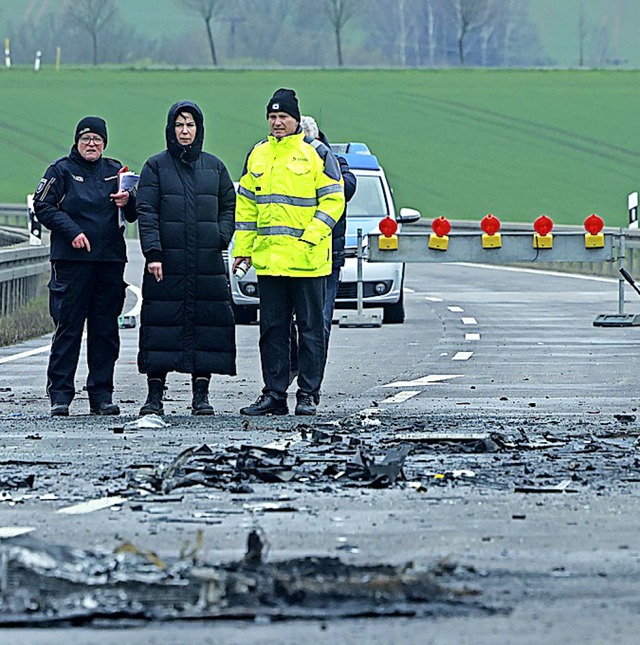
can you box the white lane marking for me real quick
[465,333,481,341]
[461,317,477,325]
[125,284,142,317]
[0,285,141,366]
[263,435,301,451]
[384,374,463,388]
[404,287,415,293]
[452,351,474,361]
[383,390,421,404]
[58,496,127,515]
[0,344,51,364]
[448,306,464,312]
[0,526,36,538]
[424,296,443,302]
[451,262,617,283]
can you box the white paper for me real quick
[117,171,139,227]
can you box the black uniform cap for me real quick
[266,88,300,122]
[75,116,108,148]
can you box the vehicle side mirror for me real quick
[397,207,421,224]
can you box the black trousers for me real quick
[258,275,326,400]
[47,261,125,406]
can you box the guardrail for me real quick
[0,227,50,316]
[0,202,139,239]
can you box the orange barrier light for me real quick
[584,213,605,248]
[481,214,502,249]
[533,214,554,249]
[429,216,450,251]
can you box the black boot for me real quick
[192,377,214,416]
[140,378,164,416]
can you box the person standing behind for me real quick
[34,116,136,417]
[233,88,345,417]
[136,100,236,416]
[299,115,357,347]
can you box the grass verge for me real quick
[0,296,53,347]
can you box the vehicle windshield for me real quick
[347,175,391,218]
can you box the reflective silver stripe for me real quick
[238,185,256,201]
[255,194,318,207]
[257,226,304,238]
[314,210,336,228]
[236,221,257,231]
[317,184,342,198]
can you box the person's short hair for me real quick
[300,115,319,140]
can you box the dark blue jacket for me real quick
[317,132,357,269]
[34,147,136,263]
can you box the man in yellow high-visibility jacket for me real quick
[233,88,345,416]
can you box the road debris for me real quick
[0,531,498,625]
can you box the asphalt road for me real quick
[1,243,640,643]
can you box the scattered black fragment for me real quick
[235,445,297,482]
[243,529,264,567]
[345,443,412,487]
[613,414,636,423]
[0,474,35,489]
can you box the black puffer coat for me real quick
[136,101,236,376]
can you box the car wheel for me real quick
[232,304,258,324]
[383,291,405,324]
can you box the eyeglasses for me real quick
[78,135,104,145]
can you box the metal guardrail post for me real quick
[618,229,626,316]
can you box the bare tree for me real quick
[478,0,500,66]
[64,0,117,65]
[577,0,587,66]
[447,0,489,66]
[321,0,361,66]
[175,0,225,66]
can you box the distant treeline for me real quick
[2,0,574,69]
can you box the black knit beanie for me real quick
[266,88,300,122]
[75,116,108,147]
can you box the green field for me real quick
[1,68,639,226]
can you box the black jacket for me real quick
[34,147,137,263]
[317,132,357,269]
[332,154,357,269]
[136,100,236,376]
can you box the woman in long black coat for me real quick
[136,100,236,415]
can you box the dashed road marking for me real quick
[384,374,463,387]
[448,306,464,312]
[383,390,421,404]
[424,296,443,302]
[461,317,478,325]
[465,333,481,341]
[452,351,474,361]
